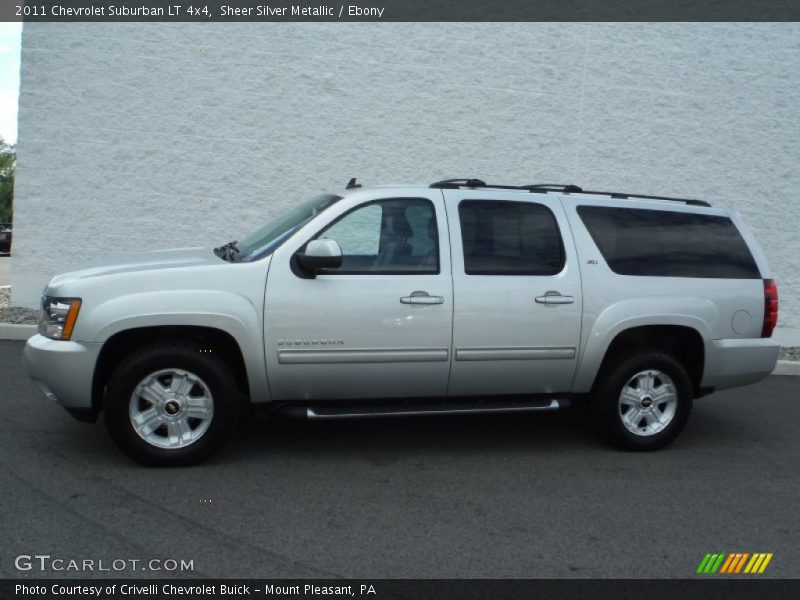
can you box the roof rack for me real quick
[430,179,583,193]
[430,178,488,189]
[522,184,584,193]
[561,189,711,207]
[429,179,710,207]
[430,179,575,192]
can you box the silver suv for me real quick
[24,179,781,465]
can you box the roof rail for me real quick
[429,178,710,207]
[430,178,487,189]
[554,189,711,207]
[430,179,583,193]
[522,184,584,193]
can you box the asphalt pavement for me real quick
[0,339,798,579]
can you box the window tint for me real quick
[577,206,760,278]
[459,200,565,275]
[316,198,439,274]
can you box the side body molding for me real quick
[571,296,716,394]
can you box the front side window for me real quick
[458,200,565,275]
[315,198,439,274]
[577,205,760,278]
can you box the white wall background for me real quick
[12,23,800,344]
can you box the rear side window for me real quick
[577,206,760,278]
[459,200,565,275]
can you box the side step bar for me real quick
[305,398,568,420]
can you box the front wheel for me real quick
[589,350,693,451]
[104,343,239,466]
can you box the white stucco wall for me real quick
[12,22,800,344]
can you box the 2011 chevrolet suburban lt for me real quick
[24,179,781,466]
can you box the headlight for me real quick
[39,296,82,340]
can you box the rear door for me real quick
[444,190,582,396]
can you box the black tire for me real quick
[104,342,239,466]
[589,350,693,451]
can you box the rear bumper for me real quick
[702,338,780,391]
[23,334,101,411]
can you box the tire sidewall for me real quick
[105,345,238,466]
[593,351,693,450]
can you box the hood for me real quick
[49,247,221,286]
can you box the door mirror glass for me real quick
[296,239,343,272]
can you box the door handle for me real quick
[400,291,444,305]
[535,291,575,305]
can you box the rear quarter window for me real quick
[577,205,760,278]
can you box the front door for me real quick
[444,191,583,396]
[264,192,453,401]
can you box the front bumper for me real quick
[23,334,102,412]
[702,338,781,391]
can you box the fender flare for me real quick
[571,296,715,393]
[87,290,268,403]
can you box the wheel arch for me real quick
[573,310,711,397]
[92,324,262,418]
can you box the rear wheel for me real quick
[104,343,239,466]
[589,350,693,450]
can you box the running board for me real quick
[305,398,566,420]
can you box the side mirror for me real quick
[296,239,343,273]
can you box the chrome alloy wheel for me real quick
[129,369,214,449]
[617,369,678,436]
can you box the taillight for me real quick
[761,279,778,338]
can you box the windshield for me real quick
[228,193,342,262]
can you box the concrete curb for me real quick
[773,360,800,376]
[0,323,36,340]
[0,324,798,376]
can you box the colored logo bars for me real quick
[696,553,773,574]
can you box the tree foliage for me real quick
[0,137,14,225]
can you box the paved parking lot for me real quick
[0,339,798,579]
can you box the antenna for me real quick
[346,178,362,190]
